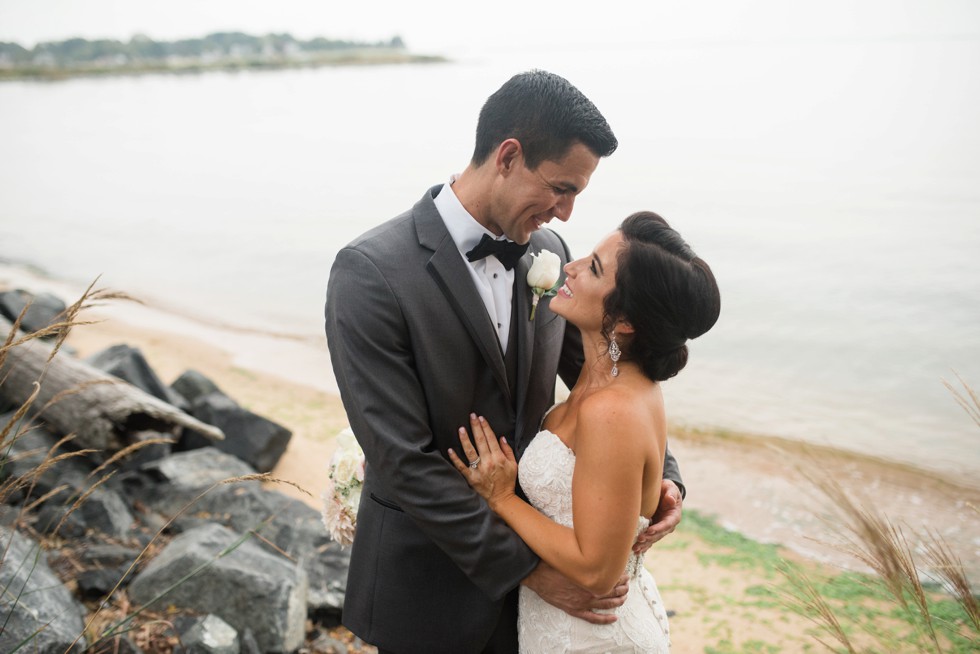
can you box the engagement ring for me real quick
[469,457,481,469]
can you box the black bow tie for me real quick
[465,234,529,271]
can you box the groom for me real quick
[325,70,684,654]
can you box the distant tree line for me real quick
[0,32,408,68]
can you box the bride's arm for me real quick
[450,394,665,596]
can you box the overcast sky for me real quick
[1,0,977,54]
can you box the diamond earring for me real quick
[608,332,621,377]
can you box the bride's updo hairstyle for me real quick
[602,211,720,382]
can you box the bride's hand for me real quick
[448,414,518,508]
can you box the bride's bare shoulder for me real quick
[578,383,664,439]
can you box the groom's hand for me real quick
[522,561,627,625]
[633,479,683,554]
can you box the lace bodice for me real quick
[517,430,670,653]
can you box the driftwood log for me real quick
[0,315,224,452]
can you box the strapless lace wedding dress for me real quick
[517,430,671,653]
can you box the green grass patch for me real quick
[672,511,978,653]
[680,510,785,574]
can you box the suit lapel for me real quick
[416,189,511,399]
[513,254,535,416]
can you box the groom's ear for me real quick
[496,138,523,174]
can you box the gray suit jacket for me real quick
[325,186,682,653]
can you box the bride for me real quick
[450,211,721,653]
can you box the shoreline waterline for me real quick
[1,260,976,490]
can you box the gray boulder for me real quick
[182,392,292,472]
[35,502,88,538]
[0,527,87,653]
[0,415,91,503]
[162,480,349,616]
[134,447,257,514]
[77,486,135,538]
[87,344,190,411]
[35,485,134,540]
[127,523,308,653]
[123,447,259,531]
[141,446,257,489]
[77,564,130,598]
[170,369,222,403]
[78,543,142,568]
[0,289,66,334]
[240,629,262,654]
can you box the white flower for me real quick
[527,249,562,290]
[333,454,360,487]
[334,427,360,456]
[526,249,562,321]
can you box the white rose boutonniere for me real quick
[526,249,562,321]
[320,427,365,547]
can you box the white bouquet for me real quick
[320,427,365,547]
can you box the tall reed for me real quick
[779,375,979,653]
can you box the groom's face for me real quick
[491,141,599,244]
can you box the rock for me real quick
[76,544,141,593]
[0,504,19,526]
[176,614,239,654]
[182,392,292,472]
[240,629,262,654]
[170,370,222,403]
[0,414,91,503]
[34,485,134,540]
[78,486,136,538]
[309,631,351,654]
[87,344,189,411]
[1,413,137,539]
[0,527,88,653]
[141,446,257,491]
[128,523,308,653]
[0,289,67,334]
[263,493,350,618]
[77,565,130,598]
[35,501,88,538]
[131,447,257,518]
[78,543,142,567]
[160,480,349,616]
[116,430,174,471]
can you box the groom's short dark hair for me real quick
[471,69,618,169]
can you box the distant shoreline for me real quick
[0,50,448,82]
[0,31,449,82]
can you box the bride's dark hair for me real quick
[602,211,721,382]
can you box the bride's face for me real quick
[551,230,624,331]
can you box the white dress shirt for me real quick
[434,180,516,353]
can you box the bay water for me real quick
[1,38,978,482]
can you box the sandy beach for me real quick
[4,267,978,652]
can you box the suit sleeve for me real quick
[325,247,538,601]
[552,234,686,499]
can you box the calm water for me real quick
[2,39,978,480]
